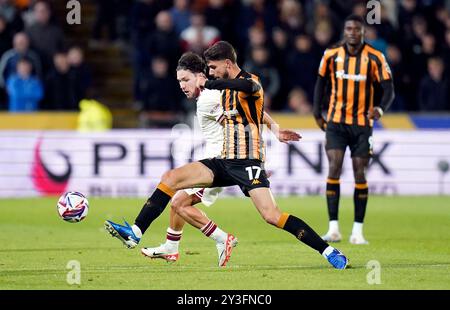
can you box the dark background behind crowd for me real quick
[0,0,449,120]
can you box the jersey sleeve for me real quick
[372,53,392,82]
[250,76,262,94]
[318,49,332,77]
[205,78,258,93]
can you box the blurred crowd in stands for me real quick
[0,0,449,115]
[111,0,450,115]
[0,0,91,112]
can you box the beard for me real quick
[222,71,229,79]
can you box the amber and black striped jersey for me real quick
[318,43,392,127]
[204,70,265,161]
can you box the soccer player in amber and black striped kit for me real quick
[106,41,350,269]
[313,15,395,244]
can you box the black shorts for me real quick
[199,158,270,197]
[325,122,373,158]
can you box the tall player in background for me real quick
[140,52,300,265]
[313,15,395,244]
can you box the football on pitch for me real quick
[57,191,89,223]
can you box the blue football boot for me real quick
[105,220,140,249]
[324,247,350,269]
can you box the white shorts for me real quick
[184,187,222,207]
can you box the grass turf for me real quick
[0,196,449,290]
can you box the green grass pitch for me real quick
[0,196,449,290]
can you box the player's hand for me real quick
[196,74,207,90]
[315,116,327,132]
[277,129,301,143]
[368,107,383,120]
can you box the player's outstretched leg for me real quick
[173,203,237,267]
[105,219,141,249]
[249,188,349,269]
[141,191,199,262]
[105,162,214,248]
[104,181,174,248]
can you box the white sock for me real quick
[328,220,339,233]
[166,240,179,249]
[166,227,182,250]
[131,224,142,238]
[322,246,334,258]
[201,221,227,243]
[352,222,363,236]
[210,227,227,244]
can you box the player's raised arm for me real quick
[262,111,301,143]
[200,76,260,94]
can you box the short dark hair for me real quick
[428,55,443,64]
[176,52,206,74]
[18,56,32,65]
[345,14,366,26]
[344,14,366,26]
[204,41,237,64]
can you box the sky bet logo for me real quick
[66,0,81,25]
[335,70,367,82]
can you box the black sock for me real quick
[134,183,174,234]
[277,213,329,254]
[354,183,368,223]
[326,179,340,221]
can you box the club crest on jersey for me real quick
[210,103,221,115]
